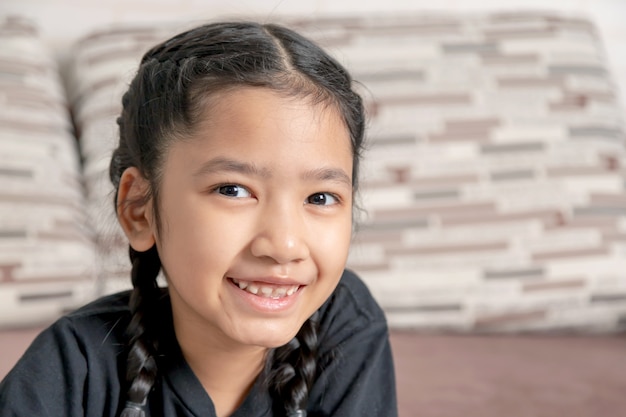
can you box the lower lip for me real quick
[227,278,303,313]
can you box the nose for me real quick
[250,200,310,264]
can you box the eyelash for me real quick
[213,184,252,198]
[212,184,341,206]
[306,192,340,206]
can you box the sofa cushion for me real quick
[0,16,97,327]
[298,13,626,332]
[66,24,179,294]
[66,12,626,332]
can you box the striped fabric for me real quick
[293,14,626,332]
[31,12,626,331]
[66,24,177,295]
[0,17,97,327]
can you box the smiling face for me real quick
[146,87,353,351]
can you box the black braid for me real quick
[265,312,320,417]
[120,245,162,417]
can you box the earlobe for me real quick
[116,167,156,252]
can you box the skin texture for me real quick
[117,87,354,416]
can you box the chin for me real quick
[251,332,300,349]
[237,324,302,349]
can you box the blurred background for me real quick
[1,1,626,416]
[1,0,625,102]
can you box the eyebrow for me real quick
[303,167,352,188]
[193,157,352,187]
[193,157,271,179]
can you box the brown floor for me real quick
[2,327,626,416]
[390,331,626,417]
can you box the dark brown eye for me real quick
[307,192,338,206]
[216,185,251,198]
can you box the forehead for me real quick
[198,85,346,128]
[167,86,354,179]
[195,87,350,145]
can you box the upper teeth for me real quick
[232,278,299,299]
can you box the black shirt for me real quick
[0,270,397,417]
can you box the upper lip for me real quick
[229,276,305,286]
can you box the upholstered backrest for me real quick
[62,12,626,332]
[65,24,178,294]
[295,13,626,332]
[0,17,97,327]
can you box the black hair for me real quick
[109,21,365,417]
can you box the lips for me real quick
[230,278,301,299]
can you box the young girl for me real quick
[0,21,397,417]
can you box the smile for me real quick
[230,278,300,299]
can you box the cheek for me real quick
[156,197,222,266]
[308,221,351,311]
[313,217,352,268]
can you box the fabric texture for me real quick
[0,16,97,327]
[0,270,398,417]
[2,11,625,332]
[66,23,180,295]
[291,13,626,332]
[65,12,626,332]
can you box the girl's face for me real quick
[153,87,353,350]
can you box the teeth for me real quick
[232,279,299,299]
[274,287,287,297]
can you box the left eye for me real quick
[307,192,338,206]
[216,184,252,198]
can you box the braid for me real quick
[266,312,320,417]
[120,245,162,417]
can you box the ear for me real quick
[116,167,156,252]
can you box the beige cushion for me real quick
[307,13,626,332]
[0,17,97,327]
[66,12,626,332]
[66,24,179,294]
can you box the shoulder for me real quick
[18,290,133,370]
[66,290,131,321]
[316,269,388,349]
[320,269,386,322]
[307,271,398,416]
[0,291,134,416]
[54,290,133,346]
[8,290,134,381]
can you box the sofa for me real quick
[1,11,626,416]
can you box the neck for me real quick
[174,319,267,417]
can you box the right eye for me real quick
[215,184,252,198]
